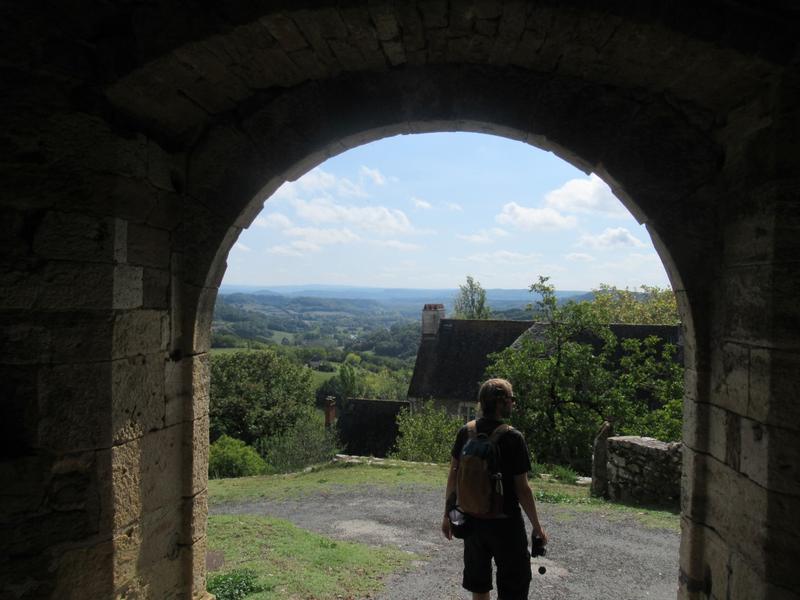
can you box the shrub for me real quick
[257,408,340,474]
[550,464,579,485]
[390,401,463,463]
[207,568,265,600]
[209,435,267,479]
[529,461,546,480]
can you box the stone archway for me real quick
[1,3,798,599]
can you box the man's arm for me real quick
[514,473,547,544]
[441,457,459,540]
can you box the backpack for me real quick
[456,420,512,517]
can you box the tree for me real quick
[587,284,679,324]
[210,349,314,446]
[486,276,683,473]
[453,275,491,319]
[390,401,463,463]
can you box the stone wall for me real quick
[606,436,682,507]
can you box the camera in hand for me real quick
[531,535,547,575]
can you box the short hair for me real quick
[478,378,513,416]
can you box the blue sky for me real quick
[223,132,670,291]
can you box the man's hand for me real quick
[532,526,548,546]
[441,514,453,540]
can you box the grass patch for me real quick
[309,369,337,387]
[209,460,449,504]
[208,514,416,600]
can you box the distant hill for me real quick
[218,284,589,314]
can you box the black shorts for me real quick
[462,515,531,599]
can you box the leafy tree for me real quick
[486,276,683,473]
[210,350,314,446]
[587,284,679,324]
[453,275,491,319]
[390,401,463,463]
[208,435,267,479]
[256,407,340,474]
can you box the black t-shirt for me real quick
[451,418,532,518]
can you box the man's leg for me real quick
[472,593,490,600]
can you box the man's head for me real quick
[478,378,515,419]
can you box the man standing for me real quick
[441,378,548,600]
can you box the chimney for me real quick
[421,303,445,338]
[324,396,336,428]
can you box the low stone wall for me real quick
[606,436,682,507]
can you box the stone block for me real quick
[127,222,171,269]
[164,353,209,427]
[113,264,144,309]
[0,364,38,454]
[710,342,749,416]
[0,454,47,517]
[38,361,112,451]
[184,415,209,498]
[749,347,800,428]
[182,490,208,545]
[678,517,729,600]
[369,3,399,41]
[52,538,115,599]
[112,309,167,359]
[189,536,211,599]
[112,353,166,445]
[261,14,307,52]
[111,424,184,529]
[33,210,115,262]
[142,266,170,309]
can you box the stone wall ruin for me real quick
[606,436,683,508]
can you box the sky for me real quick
[223,132,671,291]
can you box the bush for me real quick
[207,568,265,600]
[550,464,579,484]
[390,401,463,463]
[257,408,340,474]
[209,435,267,479]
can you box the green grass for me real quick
[209,460,680,531]
[309,369,337,387]
[208,514,417,600]
[209,460,448,504]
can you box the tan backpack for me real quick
[456,421,512,516]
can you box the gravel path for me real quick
[211,486,679,600]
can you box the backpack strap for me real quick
[489,423,512,443]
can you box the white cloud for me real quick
[565,252,595,262]
[254,212,292,229]
[446,202,463,212]
[272,167,366,201]
[233,242,251,252]
[291,197,414,235]
[266,243,305,257]
[372,240,422,251]
[285,227,360,246]
[412,196,432,210]
[360,165,386,186]
[457,228,511,244]
[580,227,647,249]
[544,173,628,217]
[496,203,577,231]
[456,250,541,265]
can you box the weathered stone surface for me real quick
[606,436,682,507]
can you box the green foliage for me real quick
[257,408,341,474]
[551,464,579,484]
[453,275,492,319]
[209,436,267,479]
[210,349,314,446]
[488,276,683,473]
[587,284,679,325]
[207,568,265,600]
[390,401,463,463]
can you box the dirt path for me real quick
[212,486,679,600]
